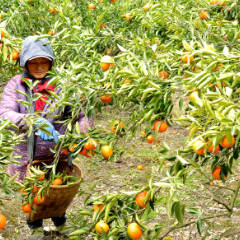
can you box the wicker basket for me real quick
[26,159,83,221]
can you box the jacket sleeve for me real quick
[0,76,29,129]
[64,106,94,133]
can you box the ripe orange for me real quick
[153,120,168,133]
[49,7,57,13]
[101,145,113,159]
[85,149,95,158]
[182,55,194,63]
[159,71,169,79]
[189,91,198,101]
[85,139,97,150]
[155,39,160,44]
[80,147,87,156]
[212,166,226,180]
[193,140,206,155]
[137,165,143,170]
[101,95,112,103]
[0,214,6,230]
[100,56,114,71]
[216,81,226,88]
[144,3,153,11]
[94,204,104,213]
[89,3,95,10]
[33,195,45,204]
[37,173,45,181]
[21,203,32,213]
[199,10,209,20]
[52,178,62,185]
[10,50,20,60]
[208,142,221,154]
[48,29,56,35]
[110,122,124,133]
[136,191,149,208]
[95,222,109,234]
[210,0,218,3]
[147,135,154,144]
[127,223,142,240]
[69,143,77,152]
[0,30,5,38]
[209,181,214,186]
[220,136,235,148]
[0,42,3,50]
[62,149,69,155]
[125,13,131,21]
[19,188,27,193]
[122,79,131,85]
[141,131,146,137]
[111,0,116,2]
[32,184,40,193]
[218,0,227,6]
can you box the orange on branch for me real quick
[95,222,109,234]
[21,203,32,213]
[208,142,221,154]
[182,54,194,63]
[101,145,113,159]
[33,195,45,204]
[141,131,146,137]
[159,71,169,79]
[85,139,97,150]
[199,10,209,20]
[220,136,235,148]
[94,204,104,213]
[212,166,226,180]
[147,135,154,144]
[69,143,77,152]
[153,120,168,133]
[89,4,95,10]
[136,191,149,208]
[52,178,62,185]
[37,173,45,181]
[101,95,112,103]
[127,223,142,240]
[193,140,206,155]
[100,56,114,71]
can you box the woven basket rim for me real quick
[27,159,83,188]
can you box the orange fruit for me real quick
[136,191,149,208]
[101,95,112,103]
[89,3,95,10]
[37,173,45,181]
[153,120,168,133]
[33,195,45,204]
[94,204,104,213]
[62,149,69,155]
[95,222,109,234]
[155,39,160,44]
[212,64,223,70]
[85,139,97,150]
[182,55,194,63]
[189,91,198,101]
[100,56,114,71]
[52,178,62,185]
[0,42,3,50]
[101,145,113,159]
[19,188,27,193]
[48,29,56,35]
[125,14,131,21]
[0,214,6,229]
[69,143,77,152]
[216,81,226,88]
[80,147,87,156]
[32,184,40,193]
[122,79,131,85]
[137,165,143,170]
[110,122,124,133]
[147,135,154,144]
[144,3,153,11]
[159,71,169,79]
[212,166,226,180]
[209,181,214,186]
[85,149,95,158]
[208,142,221,154]
[199,10,209,20]
[220,136,235,148]
[10,50,20,60]
[21,203,32,213]
[218,0,227,6]
[193,140,206,155]
[141,131,146,137]
[127,223,142,240]
[0,30,5,38]
[49,7,57,13]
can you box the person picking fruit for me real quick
[0,36,94,239]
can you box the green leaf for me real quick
[175,201,183,224]
[179,97,183,110]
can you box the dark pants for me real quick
[27,213,66,229]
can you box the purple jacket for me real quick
[0,74,94,181]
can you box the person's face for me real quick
[26,57,51,79]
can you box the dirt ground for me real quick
[1,89,240,240]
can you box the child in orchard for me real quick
[0,36,94,239]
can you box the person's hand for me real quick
[35,117,58,143]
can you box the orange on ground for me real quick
[21,203,32,213]
[33,195,45,204]
[199,10,209,20]
[52,178,62,185]
[209,181,214,186]
[89,4,95,10]
[127,223,142,240]
[182,55,194,63]
[137,165,143,170]
[0,214,6,230]
[193,140,206,155]
[153,120,168,133]
[37,173,45,181]
[220,136,235,148]
[101,145,113,159]
[94,204,104,213]
[95,222,109,234]
[100,56,114,71]
[147,135,154,144]
[159,71,169,79]
[62,149,69,155]
[101,95,112,103]
[208,143,221,154]
[136,191,149,208]
[69,143,77,152]
[212,166,225,180]
[141,131,146,137]
[85,139,97,150]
